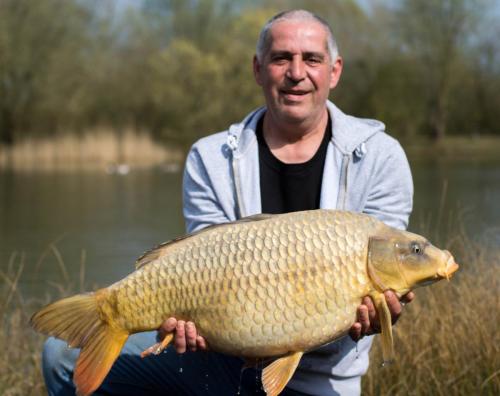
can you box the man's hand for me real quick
[158,318,208,353]
[349,290,415,341]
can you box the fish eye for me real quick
[411,242,423,255]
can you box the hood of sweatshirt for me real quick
[226,100,385,159]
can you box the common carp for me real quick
[31,210,458,396]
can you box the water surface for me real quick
[1,158,499,298]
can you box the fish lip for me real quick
[437,254,459,280]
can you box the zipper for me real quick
[337,153,350,210]
[231,155,246,218]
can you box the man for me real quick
[43,9,414,396]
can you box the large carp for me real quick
[31,210,458,396]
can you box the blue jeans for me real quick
[42,332,310,396]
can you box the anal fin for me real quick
[262,351,303,396]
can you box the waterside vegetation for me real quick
[0,129,182,171]
[2,132,500,172]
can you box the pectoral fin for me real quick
[261,351,303,396]
[371,291,394,364]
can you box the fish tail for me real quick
[30,290,129,396]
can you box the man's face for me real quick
[254,19,342,126]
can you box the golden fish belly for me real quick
[111,210,379,357]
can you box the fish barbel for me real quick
[31,210,459,396]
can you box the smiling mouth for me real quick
[280,90,310,102]
[281,90,308,96]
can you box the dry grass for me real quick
[0,128,183,171]
[1,254,47,396]
[1,238,498,395]
[0,250,84,396]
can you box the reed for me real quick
[0,129,183,171]
[0,254,47,396]
[1,238,498,395]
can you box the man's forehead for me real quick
[267,19,329,52]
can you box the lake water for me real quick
[1,158,499,298]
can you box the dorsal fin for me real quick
[135,213,274,269]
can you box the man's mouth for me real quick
[280,89,309,100]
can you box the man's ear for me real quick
[329,56,343,90]
[253,55,263,86]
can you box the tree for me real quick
[0,0,91,144]
[395,0,483,140]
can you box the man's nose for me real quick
[286,57,306,81]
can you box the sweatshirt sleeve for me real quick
[363,139,414,230]
[182,144,231,233]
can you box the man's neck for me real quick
[262,108,329,164]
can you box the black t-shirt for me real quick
[256,115,332,214]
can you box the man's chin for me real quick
[275,106,311,123]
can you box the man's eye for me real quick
[271,55,288,63]
[305,57,322,65]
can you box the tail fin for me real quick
[30,291,129,396]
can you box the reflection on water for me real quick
[1,159,499,298]
[0,169,184,296]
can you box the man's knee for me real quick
[42,337,79,395]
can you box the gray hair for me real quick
[255,10,339,63]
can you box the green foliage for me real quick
[393,0,486,139]
[0,0,91,143]
[1,0,500,148]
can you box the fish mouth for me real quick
[437,251,459,280]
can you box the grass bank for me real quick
[1,239,499,395]
[0,129,183,172]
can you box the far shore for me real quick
[1,132,499,172]
[0,129,184,172]
[403,135,500,162]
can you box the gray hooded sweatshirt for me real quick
[182,101,413,395]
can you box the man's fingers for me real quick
[362,296,377,328]
[358,304,370,335]
[349,303,370,342]
[384,290,402,324]
[174,320,187,353]
[160,318,206,354]
[196,335,208,351]
[349,322,362,342]
[401,291,415,305]
[185,322,198,352]
[351,291,416,340]
[158,317,177,339]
